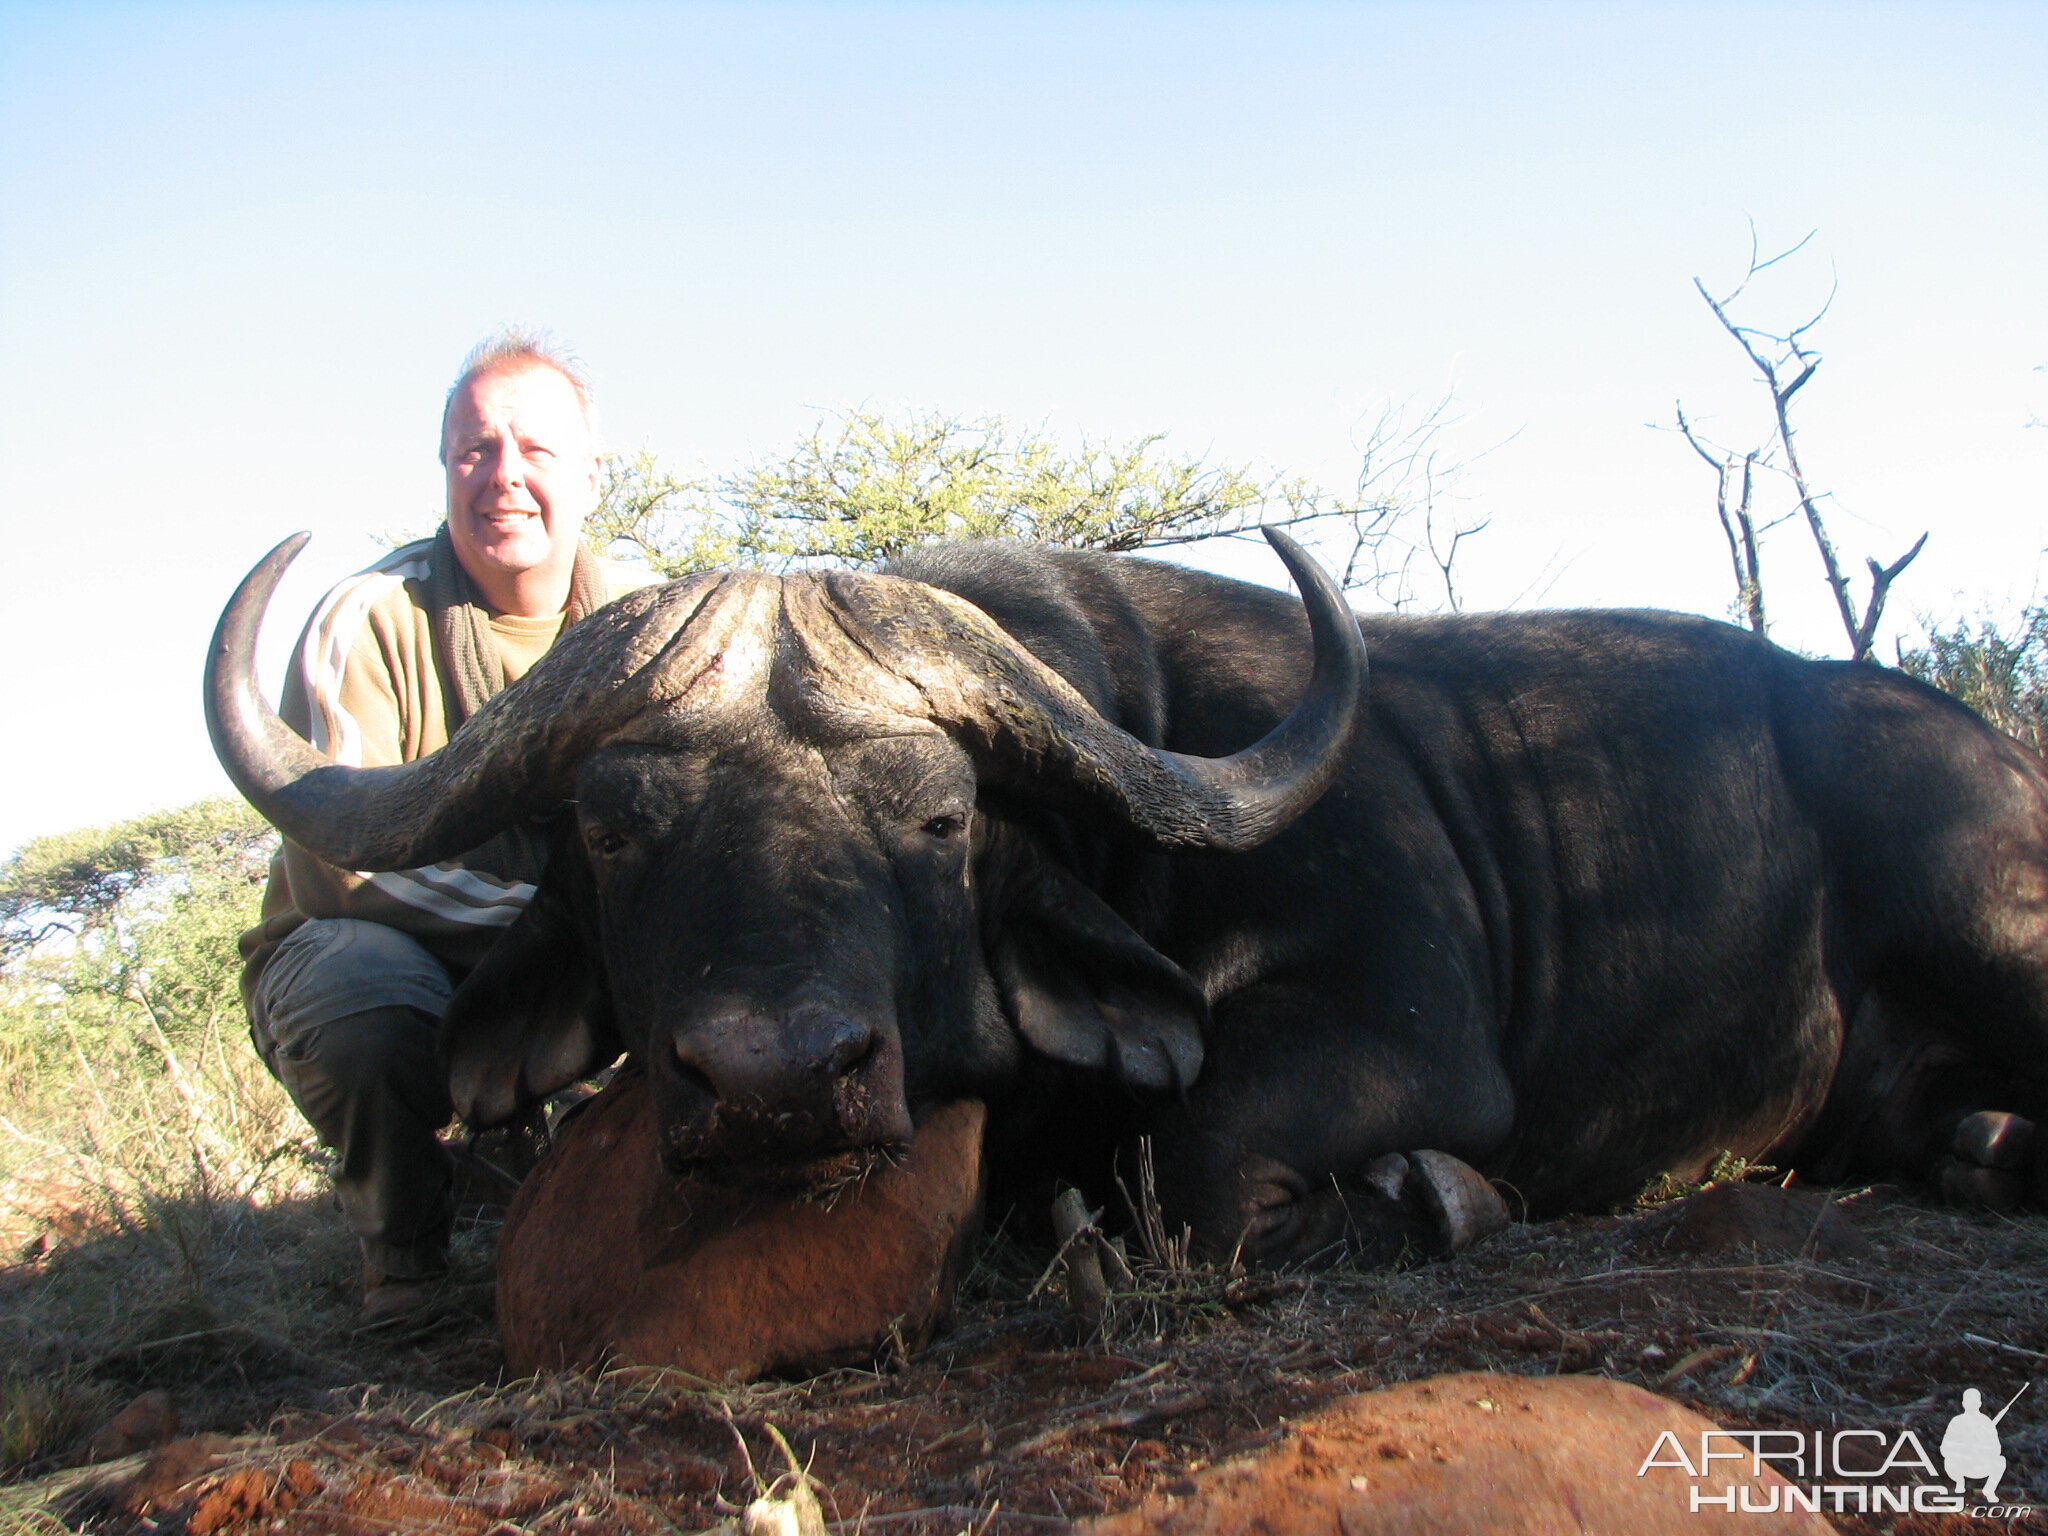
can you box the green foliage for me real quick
[1898,606,2048,755]
[1632,1151,1779,1209]
[584,450,735,576]
[0,800,276,1079]
[587,409,1339,578]
[0,799,273,956]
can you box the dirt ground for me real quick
[12,1175,2048,1535]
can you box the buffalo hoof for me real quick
[1955,1109,2035,1170]
[1406,1149,1510,1254]
[497,1073,984,1379]
[1939,1109,2040,1210]
[1361,1152,1409,1203]
[1232,1150,1507,1268]
[1076,1372,1832,1534]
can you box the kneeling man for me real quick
[238,331,646,1323]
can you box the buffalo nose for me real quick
[672,1009,876,1106]
[817,1016,875,1075]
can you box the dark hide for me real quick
[442,816,619,1130]
[447,541,2048,1263]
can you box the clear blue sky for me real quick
[2,1,2043,854]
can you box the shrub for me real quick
[1898,605,2048,755]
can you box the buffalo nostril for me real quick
[673,1013,874,1102]
[670,1037,719,1103]
[822,1018,875,1077]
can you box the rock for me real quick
[114,1434,230,1518]
[82,1390,177,1463]
[497,1074,984,1378]
[1079,1372,1832,1534]
[1637,1182,1869,1262]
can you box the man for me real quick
[239,331,647,1325]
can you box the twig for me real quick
[1047,1188,1108,1329]
[1681,235,1926,660]
[916,1421,990,1456]
[1964,1332,2048,1363]
[828,1511,1069,1530]
[1005,1390,1208,1459]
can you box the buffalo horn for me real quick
[846,528,1368,853]
[202,534,723,871]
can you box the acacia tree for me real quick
[0,799,276,1074]
[585,406,1476,597]
[0,800,273,964]
[1672,234,1926,660]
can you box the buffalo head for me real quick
[205,533,1365,1182]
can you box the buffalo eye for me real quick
[921,814,966,841]
[585,827,631,858]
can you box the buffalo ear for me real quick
[442,843,619,1129]
[986,853,1206,1094]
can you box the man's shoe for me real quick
[356,1274,494,1338]
[357,1276,446,1332]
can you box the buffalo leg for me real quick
[1132,994,1515,1268]
[1795,675,2048,1204]
[1806,990,2048,1207]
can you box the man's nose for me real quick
[490,441,528,490]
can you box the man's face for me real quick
[442,364,601,591]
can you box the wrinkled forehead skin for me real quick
[565,564,1103,759]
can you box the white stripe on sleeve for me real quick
[368,865,536,927]
[296,544,433,764]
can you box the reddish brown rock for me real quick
[1081,1372,1833,1535]
[497,1076,984,1378]
[114,1435,230,1518]
[82,1389,178,1463]
[1639,1181,1869,1261]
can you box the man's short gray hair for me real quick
[439,327,599,460]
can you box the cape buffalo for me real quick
[207,532,2048,1265]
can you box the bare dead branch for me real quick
[1853,532,1930,662]
[1673,403,1768,636]
[1748,227,1818,277]
[1680,241,1925,660]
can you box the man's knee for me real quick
[248,919,458,1136]
[249,917,453,1062]
[267,1004,454,1144]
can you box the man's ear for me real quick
[984,847,1206,1095]
[443,835,619,1128]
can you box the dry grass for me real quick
[3,1026,2047,1534]
[0,1013,505,1479]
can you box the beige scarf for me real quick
[426,522,610,725]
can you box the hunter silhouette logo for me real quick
[1942,1384,2025,1502]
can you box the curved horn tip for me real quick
[253,530,314,578]
[204,532,321,809]
[1259,525,1337,599]
[207,533,313,670]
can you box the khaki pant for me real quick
[247,919,458,1283]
